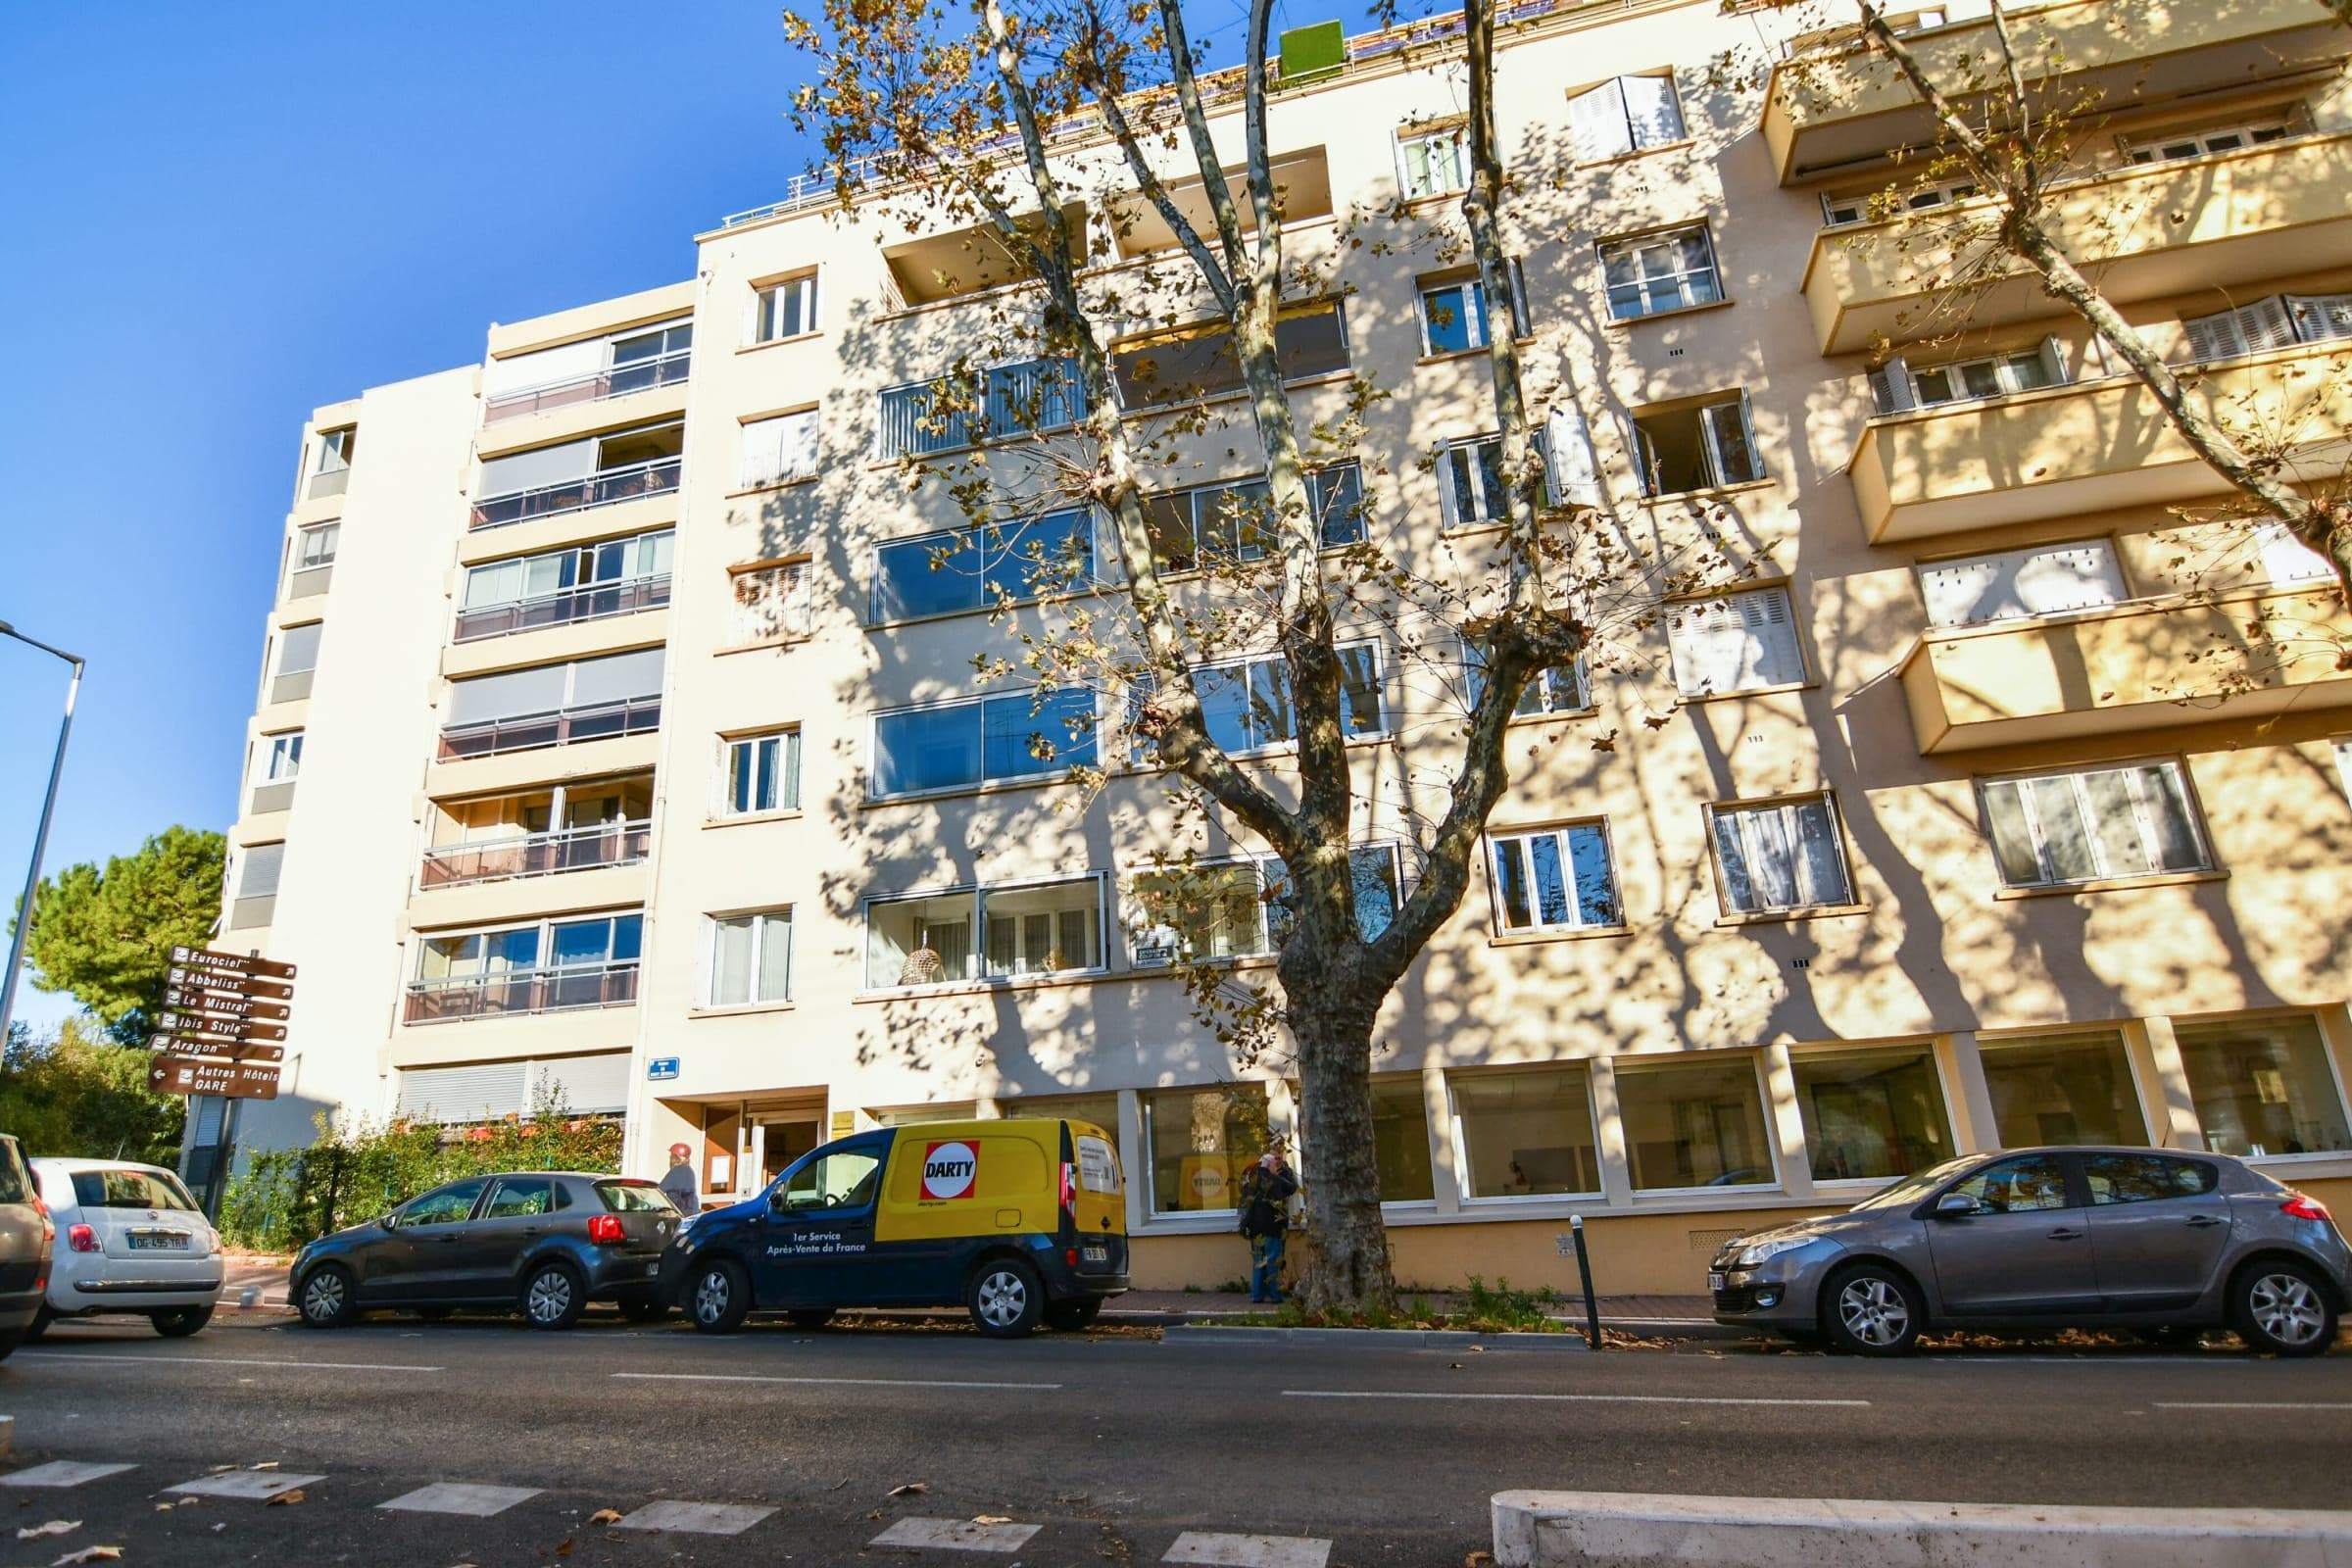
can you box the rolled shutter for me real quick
[1544,403,1602,509]
[398,1061,529,1124]
[568,648,666,707]
[2181,308,2246,364]
[1567,81,1632,162]
[448,663,568,725]
[530,1053,631,1115]
[1867,359,1914,415]
[2239,296,2296,352]
[478,439,595,499]
[483,340,604,399]
[238,842,286,899]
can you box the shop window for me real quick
[1615,1055,1774,1190]
[1979,1031,2148,1147]
[1369,1078,1436,1203]
[1450,1067,1600,1198]
[1791,1046,1953,1183]
[1144,1083,1272,1213]
[997,1092,1121,1140]
[2175,1015,2351,1157]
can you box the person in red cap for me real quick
[659,1142,700,1215]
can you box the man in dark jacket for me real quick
[1237,1148,1299,1304]
[659,1143,701,1216]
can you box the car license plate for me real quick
[1082,1245,1108,1264]
[130,1233,189,1251]
[1707,1271,1728,1292]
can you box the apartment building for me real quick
[207,0,2352,1293]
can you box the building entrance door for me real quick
[749,1116,821,1195]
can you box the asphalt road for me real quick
[0,1311,2347,1566]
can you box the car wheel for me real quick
[687,1257,750,1334]
[2234,1260,2338,1357]
[151,1304,215,1339]
[24,1305,53,1344]
[519,1261,586,1332]
[788,1308,835,1330]
[297,1264,357,1329]
[615,1291,671,1324]
[1044,1298,1102,1333]
[1823,1263,1924,1357]
[967,1257,1045,1339]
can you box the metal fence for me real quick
[467,456,682,532]
[453,574,671,642]
[483,351,692,423]
[435,696,662,760]
[418,819,653,890]
[401,961,641,1024]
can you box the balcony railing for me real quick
[468,456,683,532]
[418,818,652,890]
[877,357,1085,458]
[284,564,333,602]
[401,960,640,1024]
[483,351,692,424]
[306,467,349,501]
[454,574,671,642]
[437,696,662,761]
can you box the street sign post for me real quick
[149,948,296,1104]
[162,986,290,1021]
[150,1054,280,1100]
[170,946,296,981]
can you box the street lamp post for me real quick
[0,621,85,1051]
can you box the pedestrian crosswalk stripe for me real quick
[2,1462,136,1489]
[1163,1531,1333,1568]
[613,1499,777,1536]
[871,1516,1044,1552]
[379,1482,542,1516]
[171,1469,324,1500]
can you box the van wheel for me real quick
[1045,1298,1102,1332]
[520,1261,586,1332]
[297,1264,357,1329]
[688,1257,750,1334]
[151,1305,214,1338]
[2234,1260,2338,1357]
[1822,1262,1924,1357]
[788,1308,835,1330]
[968,1258,1044,1338]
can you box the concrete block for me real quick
[1491,1490,2352,1568]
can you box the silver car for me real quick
[1711,1147,2352,1356]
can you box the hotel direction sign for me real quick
[149,1054,280,1101]
[170,946,296,982]
[152,948,298,1096]
[163,986,290,1021]
[151,1037,284,1064]
[157,1010,286,1044]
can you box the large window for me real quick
[1438,437,1508,530]
[1450,1067,1600,1198]
[1130,861,1273,965]
[1191,642,1384,755]
[1980,1030,2147,1147]
[874,511,1093,621]
[1489,822,1621,934]
[2182,292,2352,362]
[719,730,801,817]
[871,689,1099,798]
[458,530,673,640]
[1632,394,1762,497]
[441,649,665,760]
[1870,340,2063,415]
[753,271,819,343]
[1145,465,1362,568]
[865,875,1104,989]
[1144,1083,1271,1213]
[707,908,793,1007]
[1708,795,1853,915]
[1368,1078,1437,1203]
[1791,1046,1953,1183]
[2175,1015,2351,1157]
[1666,586,1804,696]
[1980,761,2210,890]
[406,912,644,1022]
[1396,124,1467,199]
[1111,301,1349,409]
[1566,74,1686,161]
[1598,225,1721,320]
[877,356,1086,458]
[1263,845,1401,947]
[740,410,820,489]
[1919,540,2126,628]
[1617,1054,1774,1190]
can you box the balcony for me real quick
[1851,342,2352,544]
[1802,132,2352,354]
[455,574,671,643]
[437,696,661,761]
[1899,585,2352,754]
[484,350,690,424]
[469,456,681,532]
[419,818,651,890]
[876,357,1085,458]
[1763,0,2352,185]
[401,960,639,1025]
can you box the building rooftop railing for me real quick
[417,818,653,891]
[468,456,682,532]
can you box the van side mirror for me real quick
[1933,1192,1977,1219]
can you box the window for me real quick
[1142,465,1363,569]
[1918,540,2127,628]
[1633,394,1761,496]
[1261,845,1402,947]
[1144,1083,1271,1212]
[1792,1046,1952,1183]
[2082,1152,2221,1204]
[1396,123,1467,199]
[1820,174,1977,227]
[1617,1054,1774,1190]
[740,409,819,489]
[997,1091,1121,1142]
[1192,642,1384,754]
[1871,339,2064,414]
[707,908,793,1006]
[1306,462,1366,548]
[309,425,356,498]
[1130,861,1274,965]
[296,523,339,570]
[778,1145,883,1211]
[1598,225,1721,320]
[720,730,801,816]
[606,322,692,396]
[2125,117,2291,165]
[1489,823,1621,933]
[877,356,1086,458]
[1438,437,1508,529]
[1416,266,1529,356]
[71,1168,198,1210]
[1566,74,1686,161]
[260,731,303,783]
[1980,1030,2148,1146]
[398,1179,486,1229]
[416,913,643,981]
[2182,293,2352,361]
[874,510,1093,621]
[1666,586,1804,696]
[753,271,819,343]
[1946,1153,2069,1214]
[274,621,322,685]
[1709,795,1852,914]
[442,649,665,758]
[871,689,1099,798]
[1979,760,2210,889]
[1369,1078,1437,1202]
[1450,1066,1600,1198]
[865,875,1105,988]
[459,532,674,637]
[482,1178,557,1220]
[1462,639,1592,718]
[2176,1015,2351,1157]
[729,561,813,645]
[1110,301,1349,409]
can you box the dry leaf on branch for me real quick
[588,1509,623,1525]
[17,1521,78,1541]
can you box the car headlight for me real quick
[1735,1235,1815,1268]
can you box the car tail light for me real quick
[1065,1248,1079,1268]
[587,1213,626,1244]
[2281,1193,2332,1223]
[67,1224,98,1253]
[31,1196,52,1246]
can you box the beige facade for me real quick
[209,0,2352,1295]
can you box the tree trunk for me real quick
[1282,951,1396,1315]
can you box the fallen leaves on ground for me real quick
[50,1548,121,1566]
[972,1515,1012,1525]
[588,1509,623,1525]
[16,1521,77,1541]
[1465,1552,1494,1566]
[552,1539,574,1557]
[886,1483,927,1497]
[250,1463,278,1472]
[263,1490,305,1507]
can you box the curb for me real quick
[1163,1323,1589,1350]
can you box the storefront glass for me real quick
[1981,1031,2147,1147]
[1451,1066,1600,1198]
[1792,1045,1953,1182]
[2175,1015,2351,1156]
[1145,1084,1272,1213]
[1369,1077,1436,1202]
[1617,1054,1773,1190]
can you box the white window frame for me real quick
[715,729,802,818]
[1446,1064,1605,1205]
[1565,73,1687,162]
[868,688,1102,800]
[1665,584,1806,698]
[703,907,794,1007]
[1612,1051,1782,1194]
[1875,339,2066,415]
[1917,538,2129,628]
[1487,820,1623,935]
[1438,436,1508,529]
[728,560,813,646]
[1707,794,1854,915]
[2124,116,2293,165]
[1977,760,2214,890]
[260,731,304,784]
[1126,858,1280,967]
[863,872,1109,991]
[2177,294,2352,362]
[739,408,820,490]
[1821,174,1978,228]
[750,271,820,344]
[1598,224,1722,320]
[295,522,339,569]
[1396,123,1468,200]
[413,910,643,982]
[315,426,355,476]
[1415,263,1530,356]
[1633,392,1763,497]
[1188,638,1389,757]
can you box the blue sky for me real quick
[0,1,1359,1033]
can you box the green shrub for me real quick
[1459,1275,1562,1332]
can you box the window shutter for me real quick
[2180,308,2246,364]
[2012,542,2128,615]
[1621,74,1684,147]
[1544,403,1602,509]
[2287,293,2352,344]
[398,1061,529,1124]
[1867,358,1914,415]
[1739,588,1804,686]
[2035,334,2069,386]
[2253,521,2331,585]
[1667,598,1743,695]
[478,438,595,499]
[2237,296,2296,353]
[1506,258,1532,340]
[531,1053,630,1115]
[1566,81,1632,162]
[1919,556,2009,627]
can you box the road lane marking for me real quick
[3,1462,137,1489]
[615,1499,777,1536]
[18,1351,441,1372]
[613,1372,1061,1391]
[1164,1530,1332,1567]
[2153,1401,2352,1411]
[1282,1391,1869,1407]
[171,1470,324,1500]
[872,1516,1043,1552]
[380,1482,542,1515]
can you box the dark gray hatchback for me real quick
[1712,1147,2352,1356]
[290,1171,679,1331]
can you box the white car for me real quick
[27,1159,222,1338]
